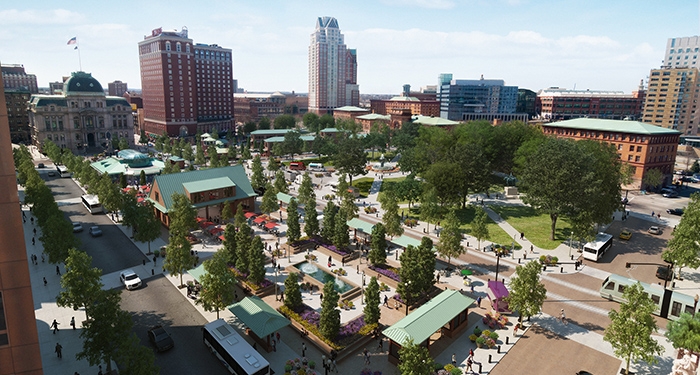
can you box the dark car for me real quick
[667,208,684,216]
[88,226,102,237]
[656,266,674,281]
[37,163,45,168]
[663,191,679,198]
[148,326,174,352]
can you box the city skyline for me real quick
[2,0,699,94]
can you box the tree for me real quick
[304,207,320,237]
[115,335,159,375]
[139,170,147,186]
[287,198,301,242]
[298,173,316,209]
[419,187,440,233]
[182,141,194,164]
[642,168,664,191]
[663,192,700,278]
[380,191,403,239]
[368,223,387,266]
[318,114,335,129]
[603,282,663,375]
[139,129,148,145]
[666,313,700,353]
[338,175,359,219]
[260,183,280,215]
[437,209,464,265]
[282,130,304,158]
[248,236,266,285]
[505,260,547,322]
[397,338,435,375]
[234,203,247,229]
[40,217,77,264]
[274,170,288,194]
[333,135,367,184]
[78,289,132,374]
[169,193,197,236]
[620,163,635,200]
[221,223,238,264]
[221,200,234,224]
[250,155,266,192]
[56,248,103,318]
[471,207,490,251]
[163,230,194,287]
[267,157,281,174]
[333,209,350,250]
[319,281,340,340]
[395,173,422,208]
[397,239,435,311]
[321,202,337,241]
[284,272,302,310]
[133,202,162,255]
[195,142,206,166]
[692,160,700,174]
[364,276,381,325]
[303,112,320,133]
[119,173,128,189]
[243,121,257,135]
[235,223,252,271]
[240,145,252,161]
[258,117,271,130]
[197,250,236,319]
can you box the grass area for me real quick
[367,151,397,161]
[351,177,375,197]
[488,205,572,250]
[454,207,522,249]
[377,176,409,204]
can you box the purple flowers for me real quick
[299,307,320,326]
[337,316,365,340]
[310,237,350,256]
[368,265,400,282]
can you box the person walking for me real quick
[476,296,482,308]
[466,357,473,372]
[383,295,389,307]
[43,277,47,286]
[276,331,280,343]
[301,342,306,357]
[377,337,384,352]
[363,348,370,364]
[70,317,76,330]
[560,309,567,325]
[32,237,35,246]
[56,265,61,276]
[55,342,62,358]
[51,319,59,334]
[452,353,457,366]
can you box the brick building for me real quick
[537,86,646,121]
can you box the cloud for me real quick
[380,0,456,9]
[0,9,83,25]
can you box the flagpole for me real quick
[77,40,82,71]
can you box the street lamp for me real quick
[395,247,400,260]
[694,295,699,317]
[274,267,279,301]
[361,285,365,305]
[405,280,411,315]
[494,250,503,283]
[362,271,366,286]
[569,231,573,259]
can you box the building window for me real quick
[74,117,80,129]
[628,145,634,152]
[636,146,642,152]
[165,41,171,51]
[635,156,640,162]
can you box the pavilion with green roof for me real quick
[228,296,291,353]
[347,217,375,244]
[382,289,475,364]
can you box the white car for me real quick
[648,226,661,235]
[119,269,142,290]
[72,222,83,233]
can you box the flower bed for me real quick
[332,268,347,276]
[469,326,499,349]
[368,265,400,282]
[284,358,319,375]
[360,369,382,375]
[279,304,373,350]
[483,311,508,329]
[364,206,377,214]
[539,254,559,266]
[403,218,418,227]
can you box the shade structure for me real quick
[244,212,258,219]
[461,269,473,276]
[253,217,266,224]
[209,226,225,235]
[137,197,145,203]
[264,222,278,229]
[218,235,225,241]
[228,297,291,339]
[199,221,215,229]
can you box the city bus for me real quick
[81,194,103,214]
[202,319,270,375]
[56,165,72,178]
[582,233,614,261]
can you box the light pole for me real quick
[494,251,502,283]
[569,231,573,259]
[361,285,365,305]
[274,267,279,301]
[694,295,699,317]
[405,280,411,315]
[362,271,366,286]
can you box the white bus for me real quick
[202,319,270,375]
[582,233,613,261]
[308,162,325,171]
[81,194,103,214]
[56,165,72,178]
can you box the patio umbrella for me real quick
[244,212,258,219]
[253,217,266,224]
[218,235,225,241]
[461,269,473,276]
[265,222,278,229]
[209,226,225,235]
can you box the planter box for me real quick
[363,266,399,289]
[316,245,358,264]
[239,280,275,297]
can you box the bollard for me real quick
[143,259,146,266]
[543,265,546,271]
[478,363,482,373]
[488,354,492,363]
[497,345,501,353]
[151,268,155,276]
[571,254,574,260]
[523,253,526,260]
[560,267,563,273]
[518,258,521,264]
[506,336,509,345]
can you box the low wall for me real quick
[286,263,361,301]
[316,245,359,264]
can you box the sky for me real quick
[1,0,699,95]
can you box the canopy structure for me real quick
[209,226,225,235]
[253,217,266,224]
[244,212,258,219]
[487,280,510,313]
[265,222,278,229]
[228,296,291,339]
[390,235,421,249]
[347,218,375,234]
[187,263,206,282]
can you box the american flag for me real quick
[67,37,77,45]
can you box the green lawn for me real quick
[488,205,572,250]
[351,177,374,197]
[378,176,410,204]
[453,207,522,250]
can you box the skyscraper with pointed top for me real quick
[308,17,359,114]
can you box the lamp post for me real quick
[274,267,279,301]
[361,285,365,305]
[362,271,366,286]
[494,251,502,283]
[569,231,573,258]
[405,280,411,315]
[694,295,699,317]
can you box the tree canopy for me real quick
[197,250,236,319]
[663,192,700,277]
[505,260,547,321]
[436,209,464,265]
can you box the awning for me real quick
[209,226,225,235]
[244,212,258,219]
[265,222,278,229]
[218,235,225,241]
[254,217,266,224]
[199,221,215,229]
[196,217,206,223]
[488,280,509,299]
[228,297,291,338]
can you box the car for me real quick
[619,230,632,240]
[119,269,142,290]
[656,266,674,281]
[88,226,102,237]
[693,177,700,183]
[72,222,83,233]
[37,163,45,168]
[148,326,174,352]
[663,191,679,198]
[648,226,661,235]
[667,208,685,216]
[47,171,56,177]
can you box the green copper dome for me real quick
[64,71,104,95]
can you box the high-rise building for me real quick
[0,70,43,375]
[4,88,32,144]
[663,36,700,69]
[438,74,521,122]
[308,17,359,114]
[138,27,233,138]
[1,64,38,94]
[108,80,128,96]
[642,67,700,135]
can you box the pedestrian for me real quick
[530,244,534,254]
[32,237,35,246]
[514,323,519,335]
[363,348,370,364]
[41,254,45,262]
[31,217,34,225]
[276,331,280,342]
[651,210,655,217]
[560,309,567,325]
[520,232,524,240]
[301,342,306,357]
[452,353,457,366]
[436,273,440,283]
[470,283,475,293]
[377,337,384,352]
[33,228,36,235]
[320,293,323,301]
[70,317,76,330]
[476,296,482,308]
[153,256,157,264]
[43,277,47,286]
[271,338,276,352]
[277,264,281,273]
[98,365,103,375]
[55,342,62,358]
[51,319,59,334]
[469,348,474,359]
[466,357,473,371]
[357,264,359,274]
[331,359,338,373]
[658,213,661,220]
[234,291,239,302]
[383,295,389,307]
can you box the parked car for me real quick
[148,326,174,352]
[119,269,142,290]
[72,222,83,233]
[648,226,661,235]
[663,191,679,198]
[619,230,632,240]
[667,208,684,216]
[692,176,700,183]
[37,163,45,168]
[88,226,102,237]
[47,171,56,177]
[656,266,674,281]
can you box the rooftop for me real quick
[411,115,459,126]
[356,114,390,121]
[334,106,369,112]
[546,118,682,135]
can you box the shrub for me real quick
[444,364,455,372]
[153,249,160,257]
[450,367,463,375]
[489,331,499,340]
[469,334,477,342]
[481,329,491,338]
[473,326,482,336]
[433,363,444,371]
[475,336,486,347]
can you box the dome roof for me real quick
[64,71,104,95]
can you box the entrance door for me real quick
[87,133,96,147]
